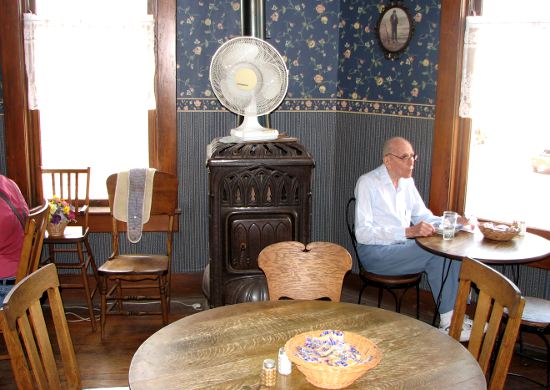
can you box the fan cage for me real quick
[209,36,288,117]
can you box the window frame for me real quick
[432,0,549,269]
[0,0,176,231]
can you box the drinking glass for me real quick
[442,211,458,240]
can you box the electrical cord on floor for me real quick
[48,301,204,323]
[172,300,203,310]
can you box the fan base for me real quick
[230,128,279,141]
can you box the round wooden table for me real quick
[417,230,550,323]
[129,300,486,389]
[416,230,550,264]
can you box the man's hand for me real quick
[457,215,468,225]
[406,221,435,238]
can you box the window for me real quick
[431,0,550,241]
[460,1,550,231]
[28,0,153,200]
[0,0,175,218]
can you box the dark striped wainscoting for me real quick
[172,110,437,274]
[1,108,547,299]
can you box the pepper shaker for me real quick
[260,358,276,387]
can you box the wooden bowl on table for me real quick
[478,222,519,242]
[284,330,381,389]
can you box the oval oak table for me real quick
[416,230,550,264]
[129,300,486,389]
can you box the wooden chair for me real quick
[257,241,352,302]
[0,201,49,361]
[449,257,525,390]
[41,167,99,331]
[345,197,422,317]
[16,201,50,283]
[508,296,550,388]
[0,263,81,389]
[98,171,179,339]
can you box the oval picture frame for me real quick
[376,3,415,60]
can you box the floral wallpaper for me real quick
[0,1,440,118]
[266,0,340,99]
[338,0,440,111]
[176,0,439,118]
[176,1,242,109]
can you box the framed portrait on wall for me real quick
[376,2,415,60]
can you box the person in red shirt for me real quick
[0,174,29,283]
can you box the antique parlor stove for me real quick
[206,139,314,307]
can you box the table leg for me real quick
[432,257,453,326]
[510,264,520,286]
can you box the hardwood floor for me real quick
[0,273,547,389]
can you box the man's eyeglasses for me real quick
[386,153,418,161]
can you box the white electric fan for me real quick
[209,36,288,141]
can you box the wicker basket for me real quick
[284,330,381,389]
[478,223,519,242]
[47,221,69,237]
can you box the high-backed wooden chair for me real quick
[449,257,525,390]
[0,263,81,389]
[0,201,49,361]
[17,201,50,283]
[345,197,422,317]
[258,241,352,302]
[98,171,179,339]
[41,167,99,331]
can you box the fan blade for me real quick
[220,78,252,114]
[219,41,259,66]
[259,63,286,100]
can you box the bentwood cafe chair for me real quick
[345,197,422,317]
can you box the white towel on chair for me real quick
[113,168,156,243]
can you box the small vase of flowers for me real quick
[47,196,77,237]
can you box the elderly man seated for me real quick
[354,136,471,341]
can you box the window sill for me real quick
[88,206,179,233]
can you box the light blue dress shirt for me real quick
[354,164,440,245]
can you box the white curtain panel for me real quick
[459,16,550,118]
[23,12,156,111]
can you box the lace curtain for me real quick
[23,12,156,110]
[459,16,550,118]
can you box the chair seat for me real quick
[45,225,89,242]
[98,255,169,275]
[362,271,422,285]
[521,296,550,327]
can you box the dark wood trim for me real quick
[429,0,469,217]
[0,0,33,203]
[88,207,179,233]
[154,0,177,176]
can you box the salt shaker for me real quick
[277,347,292,375]
[260,358,276,387]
